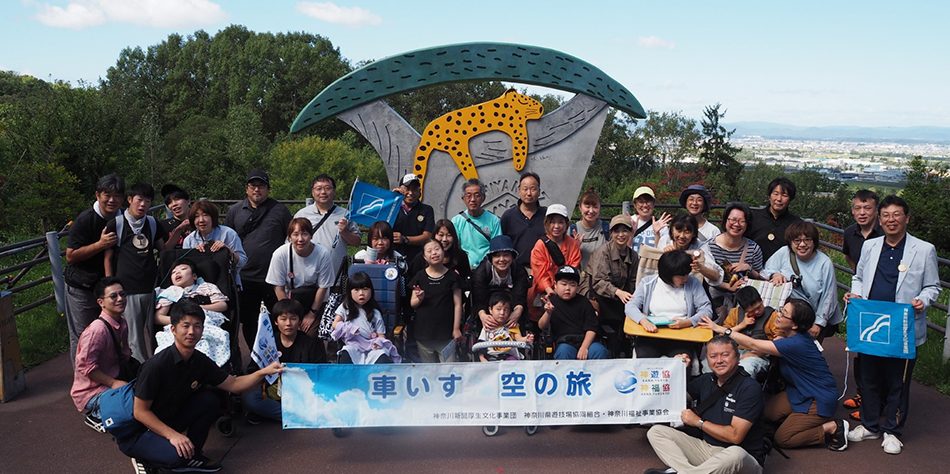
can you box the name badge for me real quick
[898,263,907,272]
[767,233,775,241]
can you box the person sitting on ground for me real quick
[538,265,610,360]
[154,259,228,327]
[624,250,713,366]
[332,271,400,364]
[701,299,849,452]
[266,218,334,337]
[655,212,724,286]
[471,235,530,330]
[643,335,765,474]
[118,299,282,473]
[476,292,535,361]
[71,277,136,434]
[244,298,327,424]
[679,184,720,244]
[529,204,581,320]
[409,240,463,363]
[763,220,842,342]
[715,286,784,379]
[182,200,248,288]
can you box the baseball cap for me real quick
[554,265,581,283]
[161,184,189,200]
[610,214,633,231]
[633,186,655,201]
[546,204,569,219]
[246,169,270,185]
[401,173,421,187]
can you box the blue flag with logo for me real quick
[846,298,916,359]
[346,179,401,228]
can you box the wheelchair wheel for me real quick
[525,425,538,436]
[482,425,500,437]
[216,416,236,437]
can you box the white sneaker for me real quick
[882,433,903,455]
[847,424,881,442]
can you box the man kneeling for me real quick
[644,335,765,474]
[118,300,282,472]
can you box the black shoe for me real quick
[643,468,676,474]
[84,414,106,433]
[245,411,263,425]
[171,454,222,473]
[825,419,849,452]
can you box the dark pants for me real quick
[238,280,278,349]
[117,391,219,469]
[338,352,393,364]
[595,295,631,357]
[859,354,916,437]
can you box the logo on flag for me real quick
[847,298,915,359]
[251,303,281,384]
[346,179,401,227]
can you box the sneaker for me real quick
[130,458,149,474]
[882,433,903,455]
[843,394,862,409]
[245,411,263,425]
[643,469,677,474]
[171,454,222,473]
[847,424,881,442]
[849,410,861,422]
[825,419,849,451]
[84,414,106,434]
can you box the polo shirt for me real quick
[746,206,801,262]
[451,210,502,268]
[500,202,547,268]
[687,371,765,465]
[393,201,435,263]
[773,332,838,417]
[841,223,883,266]
[224,198,292,283]
[868,234,905,302]
[135,343,229,423]
[294,204,361,273]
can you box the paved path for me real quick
[1,337,947,473]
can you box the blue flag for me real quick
[346,179,402,228]
[846,298,916,359]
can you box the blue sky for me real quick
[2,0,948,127]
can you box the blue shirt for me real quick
[773,332,838,417]
[451,210,502,268]
[868,235,906,302]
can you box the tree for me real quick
[266,133,387,201]
[635,110,700,166]
[902,156,950,255]
[699,103,743,200]
[586,110,657,196]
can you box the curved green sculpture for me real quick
[290,42,645,133]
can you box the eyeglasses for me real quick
[464,193,484,200]
[726,218,746,225]
[247,183,267,190]
[880,212,905,221]
[106,291,128,301]
[312,186,333,192]
[792,238,813,245]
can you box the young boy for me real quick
[477,292,535,361]
[245,299,326,423]
[720,285,784,378]
[538,265,610,360]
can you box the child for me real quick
[331,272,400,364]
[538,265,610,360]
[409,240,463,363]
[154,259,228,326]
[355,221,407,271]
[477,292,534,361]
[245,298,327,423]
[719,285,784,378]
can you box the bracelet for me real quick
[310,308,319,313]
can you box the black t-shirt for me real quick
[745,207,801,262]
[548,294,599,341]
[159,217,191,250]
[407,251,472,290]
[224,198,292,283]
[393,202,435,263]
[66,207,110,282]
[500,204,547,268]
[135,344,229,424]
[278,332,326,364]
[105,215,160,294]
[841,223,883,266]
[687,371,765,465]
[408,269,459,341]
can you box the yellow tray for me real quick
[623,317,713,343]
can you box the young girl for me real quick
[355,221,407,272]
[409,240,463,363]
[331,272,400,364]
[408,219,472,285]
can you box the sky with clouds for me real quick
[2,0,948,127]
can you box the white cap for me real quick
[546,204,569,219]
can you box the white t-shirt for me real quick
[696,220,721,244]
[648,279,688,319]
[265,242,334,290]
[294,204,360,272]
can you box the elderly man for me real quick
[294,174,361,272]
[392,174,435,263]
[644,335,765,474]
[225,169,293,347]
[844,195,940,455]
[64,174,125,367]
[451,178,502,268]
[501,172,547,270]
[746,177,801,261]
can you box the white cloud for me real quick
[295,2,382,28]
[637,36,676,50]
[30,0,227,30]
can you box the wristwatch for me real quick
[723,328,733,337]
[698,419,705,431]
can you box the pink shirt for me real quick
[70,312,131,412]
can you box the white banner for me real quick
[281,359,686,429]
[251,305,280,385]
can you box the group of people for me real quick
[64,169,939,473]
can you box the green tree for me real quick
[902,156,950,255]
[635,110,700,166]
[266,133,388,201]
[699,103,743,200]
[586,110,657,196]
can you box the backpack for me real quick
[98,381,143,439]
[114,214,158,247]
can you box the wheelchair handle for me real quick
[471,341,534,353]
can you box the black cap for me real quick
[246,169,270,185]
[161,184,189,200]
[554,265,581,283]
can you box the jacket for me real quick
[624,274,713,326]
[586,240,638,300]
[471,258,530,314]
